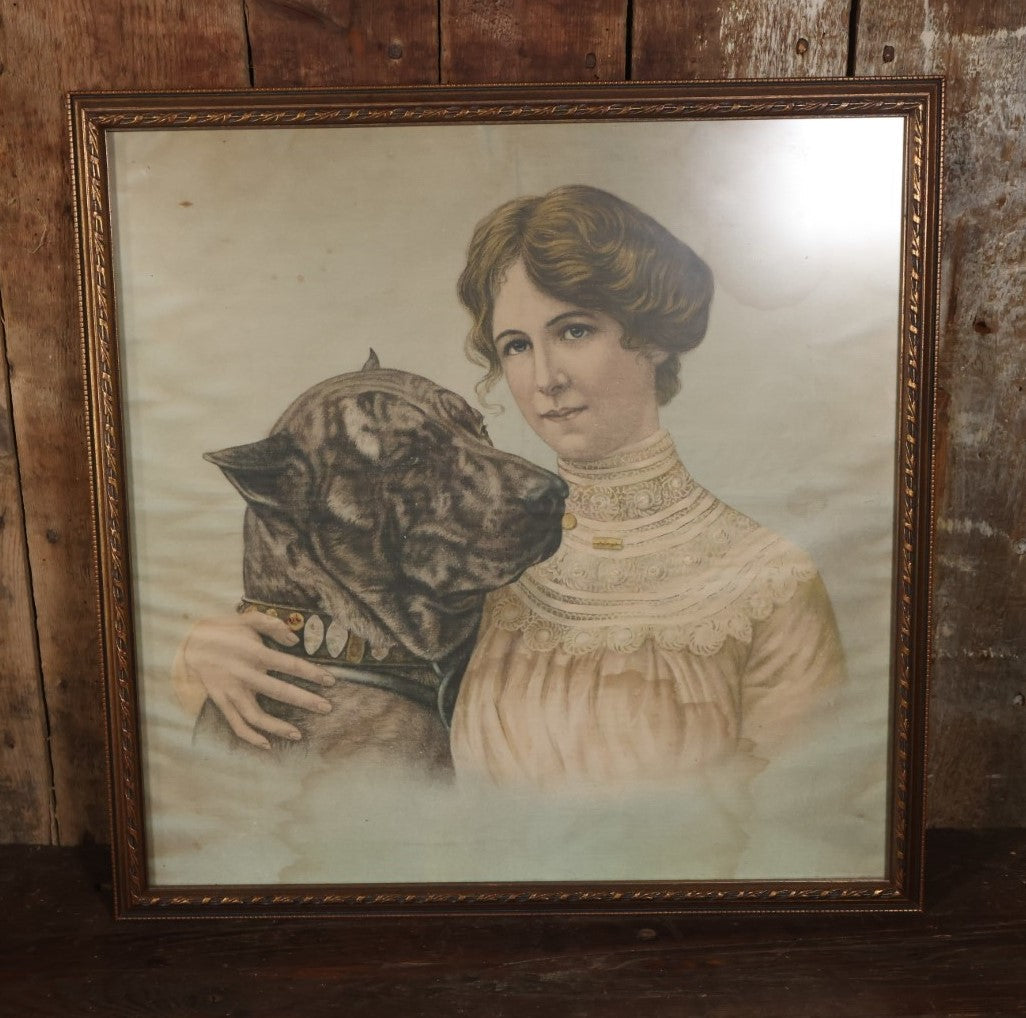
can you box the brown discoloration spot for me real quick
[882,44,895,62]
[796,36,810,55]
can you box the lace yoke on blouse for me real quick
[485,429,818,658]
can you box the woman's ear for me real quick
[646,347,671,366]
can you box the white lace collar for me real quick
[487,431,817,657]
[557,430,695,525]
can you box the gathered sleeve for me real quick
[738,572,846,758]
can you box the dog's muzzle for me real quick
[519,474,569,519]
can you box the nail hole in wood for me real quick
[796,37,810,56]
[883,45,896,63]
[387,42,403,60]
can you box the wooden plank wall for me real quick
[0,0,1022,844]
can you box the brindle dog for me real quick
[193,352,567,772]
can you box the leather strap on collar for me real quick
[239,597,455,726]
[239,597,424,669]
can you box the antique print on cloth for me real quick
[75,84,939,912]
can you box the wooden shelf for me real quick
[1,829,1023,1016]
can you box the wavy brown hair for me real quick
[457,185,714,406]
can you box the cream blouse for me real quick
[450,430,845,790]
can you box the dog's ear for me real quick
[362,349,381,371]
[204,432,309,516]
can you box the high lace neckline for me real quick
[484,429,819,657]
[557,429,695,526]
[559,428,677,481]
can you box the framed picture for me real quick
[71,79,942,917]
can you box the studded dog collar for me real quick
[238,597,428,668]
[237,596,459,723]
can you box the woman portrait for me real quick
[451,185,846,789]
[174,183,845,793]
[112,118,902,884]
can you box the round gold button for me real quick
[561,512,578,531]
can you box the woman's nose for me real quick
[533,342,569,395]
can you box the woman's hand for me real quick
[181,611,336,750]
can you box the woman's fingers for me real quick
[208,692,271,751]
[258,646,336,688]
[184,612,341,747]
[228,692,304,743]
[240,611,300,647]
[233,613,336,687]
[248,670,335,714]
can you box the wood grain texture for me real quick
[0,1,250,845]
[244,0,439,86]
[632,0,851,79]
[856,1,1026,827]
[1,830,1024,1016]
[441,0,627,83]
[0,322,53,844]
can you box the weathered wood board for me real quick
[244,0,439,86]
[3,832,1026,1015]
[0,325,52,844]
[632,0,851,78]
[0,0,251,844]
[856,0,1026,827]
[441,0,628,82]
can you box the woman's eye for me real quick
[500,336,531,357]
[561,323,592,341]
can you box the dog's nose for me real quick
[519,475,569,517]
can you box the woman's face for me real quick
[491,260,663,462]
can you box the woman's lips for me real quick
[540,406,586,421]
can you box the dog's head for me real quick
[205,352,567,660]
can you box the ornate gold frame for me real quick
[70,79,943,918]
